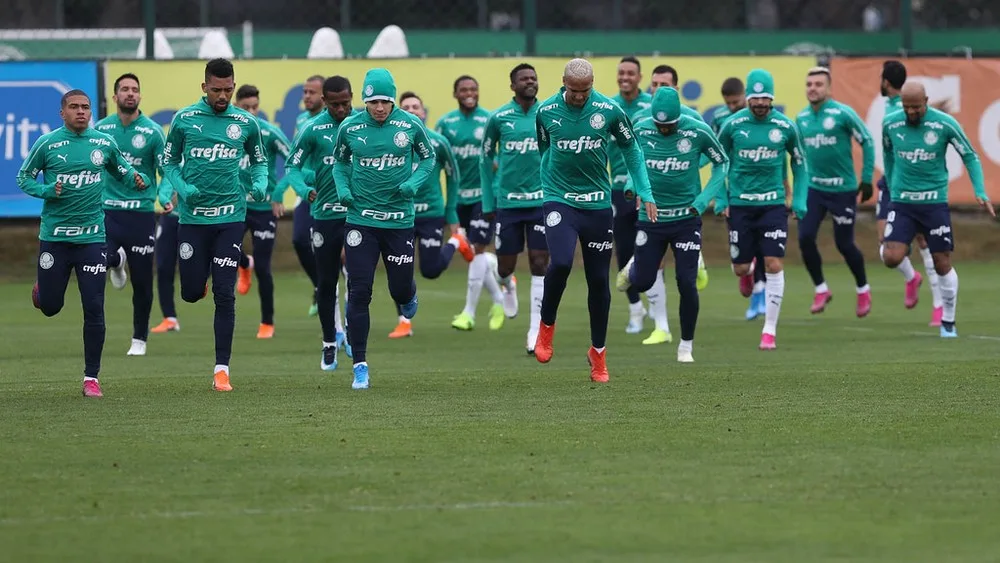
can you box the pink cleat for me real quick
[759,333,776,350]
[810,291,833,314]
[82,379,103,397]
[739,258,756,298]
[904,271,923,309]
[929,306,943,327]
[856,291,872,318]
[31,282,41,310]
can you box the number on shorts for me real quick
[887,210,896,223]
[729,230,739,244]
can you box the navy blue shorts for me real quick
[414,216,446,250]
[876,177,892,220]
[245,209,278,245]
[727,204,788,263]
[456,202,492,246]
[36,241,107,316]
[292,200,314,246]
[884,202,953,253]
[798,189,857,241]
[632,217,702,290]
[543,201,614,268]
[105,210,156,259]
[495,206,546,256]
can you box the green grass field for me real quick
[2,262,999,562]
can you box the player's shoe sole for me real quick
[109,247,128,290]
[616,256,635,292]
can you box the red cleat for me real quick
[739,258,756,298]
[810,291,833,314]
[451,231,474,263]
[587,347,609,383]
[759,333,777,350]
[82,379,103,397]
[31,282,41,310]
[856,290,872,318]
[534,323,555,363]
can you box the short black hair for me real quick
[453,75,477,93]
[323,76,352,95]
[652,64,677,83]
[808,66,832,83]
[236,84,259,101]
[399,91,422,105]
[306,74,325,84]
[205,58,234,82]
[113,73,140,93]
[509,63,536,85]
[721,77,745,97]
[61,89,90,107]
[620,56,641,72]
[882,60,907,90]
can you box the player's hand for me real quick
[483,211,496,223]
[53,181,63,197]
[162,201,174,213]
[637,197,658,223]
[721,207,729,218]
[623,189,635,201]
[307,189,318,203]
[857,181,874,202]
[977,196,996,218]
[688,206,700,216]
[792,204,807,221]
[134,172,148,190]
[271,201,286,217]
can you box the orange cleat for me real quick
[452,231,474,262]
[587,347,609,383]
[534,322,555,363]
[213,370,233,392]
[256,323,275,339]
[388,319,413,339]
[237,259,253,295]
[150,317,180,333]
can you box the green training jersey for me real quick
[536,88,652,210]
[163,98,268,225]
[333,107,435,229]
[711,107,737,134]
[415,129,460,223]
[879,95,903,184]
[435,106,490,206]
[94,112,166,213]
[882,107,987,204]
[633,103,704,126]
[480,98,542,213]
[717,108,808,211]
[240,118,291,212]
[608,91,652,188]
[796,99,875,193]
[285,110,349,221]
[295,109,323,137]
[633,115,729,223]
[17,126,145,244]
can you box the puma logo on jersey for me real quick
[323,135,334,142]
[56,154,68,162]
[357,137,367,144]
[738,130,750,138]
[550,119,563,127]
[193,124,204,132]
[504,122,516,129]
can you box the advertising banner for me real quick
[107,56,813,207]
[830,57,1000,204]
[0,61,101,217]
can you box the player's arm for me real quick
[845,107,875,201]
[16,137,58,199]
[105,136,148,189]
[611,109,653,203]
[714,121,735,213]
[332,127,354,205]
[945,117,993,214]
[245,119,269,202]
[479,115,500,215]
[786,123,809,218]
[284,124,317,201]
[163,116,201,202]
[692,127,730,214]
[440,136,461,225]
[881,121,895,192]
[535,113,549,155]
[399,123,435,198]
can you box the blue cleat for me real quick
[321,345,338,371]
[400,294,419,320]
[755,290,768,317]
[746,291,765,321]
[352,363,370,389]
[336,331,347,350]
[940,323,958,338]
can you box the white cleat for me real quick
[109,247,128,289]
[127,338,147,356]
[677,349,694,363]
[502,276,519,318]
[526,329,538,355]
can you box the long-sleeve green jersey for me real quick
[415,129,460,223]
[480,98,542,213]
[240,118,290,212]
[285,110,348,221]
[633,115,729,223]
[796,99,874,192]
[162,98,268,225]
[17,126,145,244]
[608,91,652,189]
[94,112,167,213]
[535,88,653,209]
[435,106,490,206]
[882,107,986,204]
[333,107,435,229]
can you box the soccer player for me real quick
[617,87,728,362]
[333,68,435,389]
[162,58,269,392]
[17,89,148,397]
[608,57,654,336]
[151,183,181,333]
[436,75,506,332]
[286,75,356,370]
[881,81,993,338]
[795,67,875,317]
[876,61,944,324]
[95,72,169,356]
[292,74,326,317]
[480,63,547,354]
[633,65,704,125]
[232,85,292,339]
[716,69,808,350]
[711,77,747,133]
[389,90,472,339]
[534,58,654,382]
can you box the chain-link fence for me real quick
[2,0,999,59]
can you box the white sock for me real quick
[529,275,544,336]
[448,237,460,249]
[752,281,765,295]
[645,269,670,332]
[84,376,98,382]
[886,245,916,281]
[629,301,645,318]
[334,282,344,332]
[322,340,336,349]
[483,264,504,305]
[464,254,487,317]
[679,339,693,353]
[398,315,408,323]
[815,282,829,294]
[856,284,871,294]
[166,316,177,322]
[763,271,785,336]
[920,247,943,307]
[593,347,605,354]
[939,268,958,323]
[353,361,368,368]
[214,364,229,375]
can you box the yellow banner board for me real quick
[106,56,813,206]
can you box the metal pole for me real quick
[900,0,913,52]
[143,0,155,60]
[523,0,536,55]
[200,0,210,27]
[242,20,254,59]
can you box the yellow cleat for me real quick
[696,252,709,291]
[451,312,475,331]
[488,303,505,331]
[642,329,673,345]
